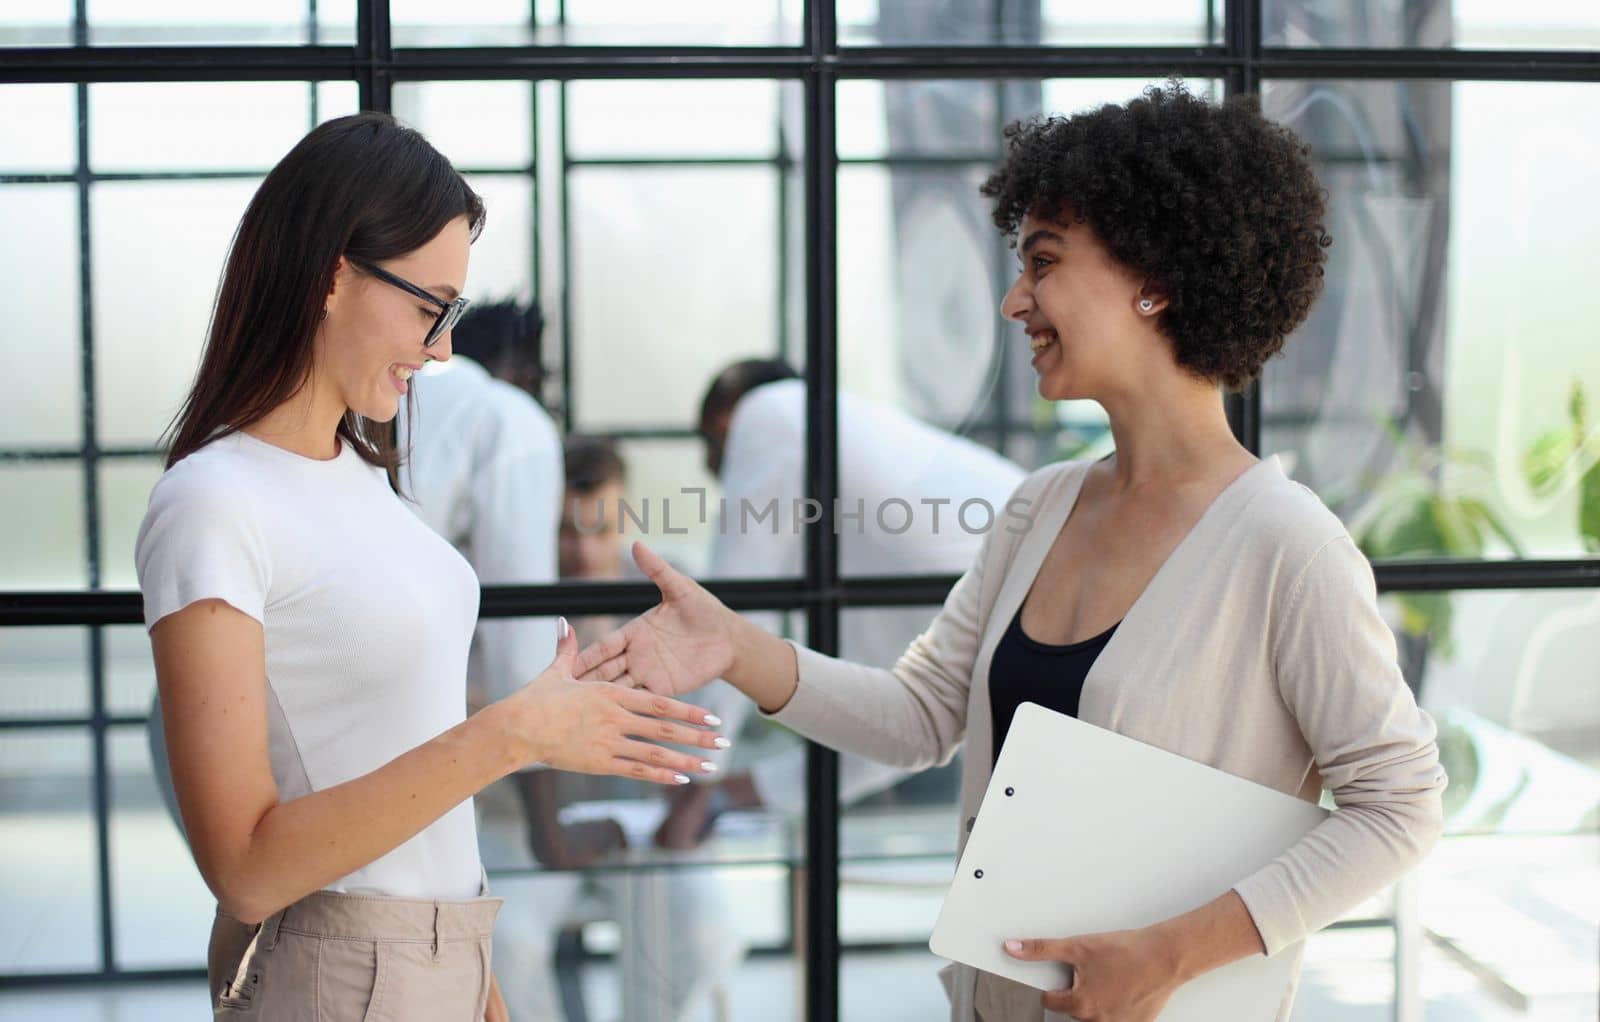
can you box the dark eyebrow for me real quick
[1019,228,1067,256]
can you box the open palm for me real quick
[572,541,737,697]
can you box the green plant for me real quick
[1521,378,1600,554]
[1347,424,1523,656]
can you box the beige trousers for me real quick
[208,890,503,1021]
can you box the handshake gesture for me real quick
[499,541,794,790]
[571,541,800,713]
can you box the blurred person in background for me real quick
[654,359,1026,848]
[560,435,630,583]
[560,434,639,648]
[560,431,751,1022]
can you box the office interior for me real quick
[1,2,1596,1020]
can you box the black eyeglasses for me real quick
[350,258,470,348]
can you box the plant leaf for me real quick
[1580,457,1600,554]
[1523,429,1577,494]
[1430,497,1485,559]
[1460,498,1527,558]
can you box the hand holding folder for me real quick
[929,703,1329,1021]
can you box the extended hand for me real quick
[501,617,726,786]
[1004,926,1182,1021]
[572,541,738,698]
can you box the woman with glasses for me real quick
[135,113,725,1021]
[569,83,1447,1022]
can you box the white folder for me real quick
[929,702,1329,1020]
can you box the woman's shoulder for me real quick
[146,435,269,519]
[1231,458,1368,588]
[1241,459,1349,540]
[1013,456,1093,503]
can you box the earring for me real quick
[1138,298,1155,313]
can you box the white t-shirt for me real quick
[135,430,484,901]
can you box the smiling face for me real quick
[317,216,472,423]
[1001,210,1170,403]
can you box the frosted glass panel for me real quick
[559,0,799,45]
[315,81,361,125]
[0,628,89,719]
[111,727,212,969]
[569,168,778,431]
[390,0,799,45]
[567,80,782,160]
[98,457,164,591]
[0,1,73,46]
[85,0,352,45]
[93,179,260,448]
[0,463,86,589]
[1,184,82,448]
[90,82,312,173]
[461,175,534,303]
[840,0,1220,46]
[1265,0,1600,50]
[390,0,533,46]
[392,81,533,170]
[0,85,77,174]
[106,624,159,717]
[0,730,100,974]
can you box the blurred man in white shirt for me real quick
[656,359,1026,844]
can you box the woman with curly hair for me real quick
[569,83,1446,1021]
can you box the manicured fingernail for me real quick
[703,713,722,727]
[674,773,691,785]
[700,761,718,774]
[713,737,732,749]
[556,617,570,640]
[1004,941,1023,953]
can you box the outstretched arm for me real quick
[156,607,722,925]
[578,529,993,772]
[574,540,802,712]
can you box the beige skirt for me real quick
[208,889,503,1021]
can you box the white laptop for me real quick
[929,702,1328,1020]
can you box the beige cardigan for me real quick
[768,456,1446,1021]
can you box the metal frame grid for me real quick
[1,1,1597,1016]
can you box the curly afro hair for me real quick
[981,82,1331,391]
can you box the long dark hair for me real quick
[163,112,486,482]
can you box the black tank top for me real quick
[989,603,1119,765]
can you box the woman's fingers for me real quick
[613,738,718,779]
[614,686,723,731]
[583,655,629,684]
[573,628,628,678]
[608,757,696,787]
[617,713,729,752]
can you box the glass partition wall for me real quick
[2,2,1596,1019]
